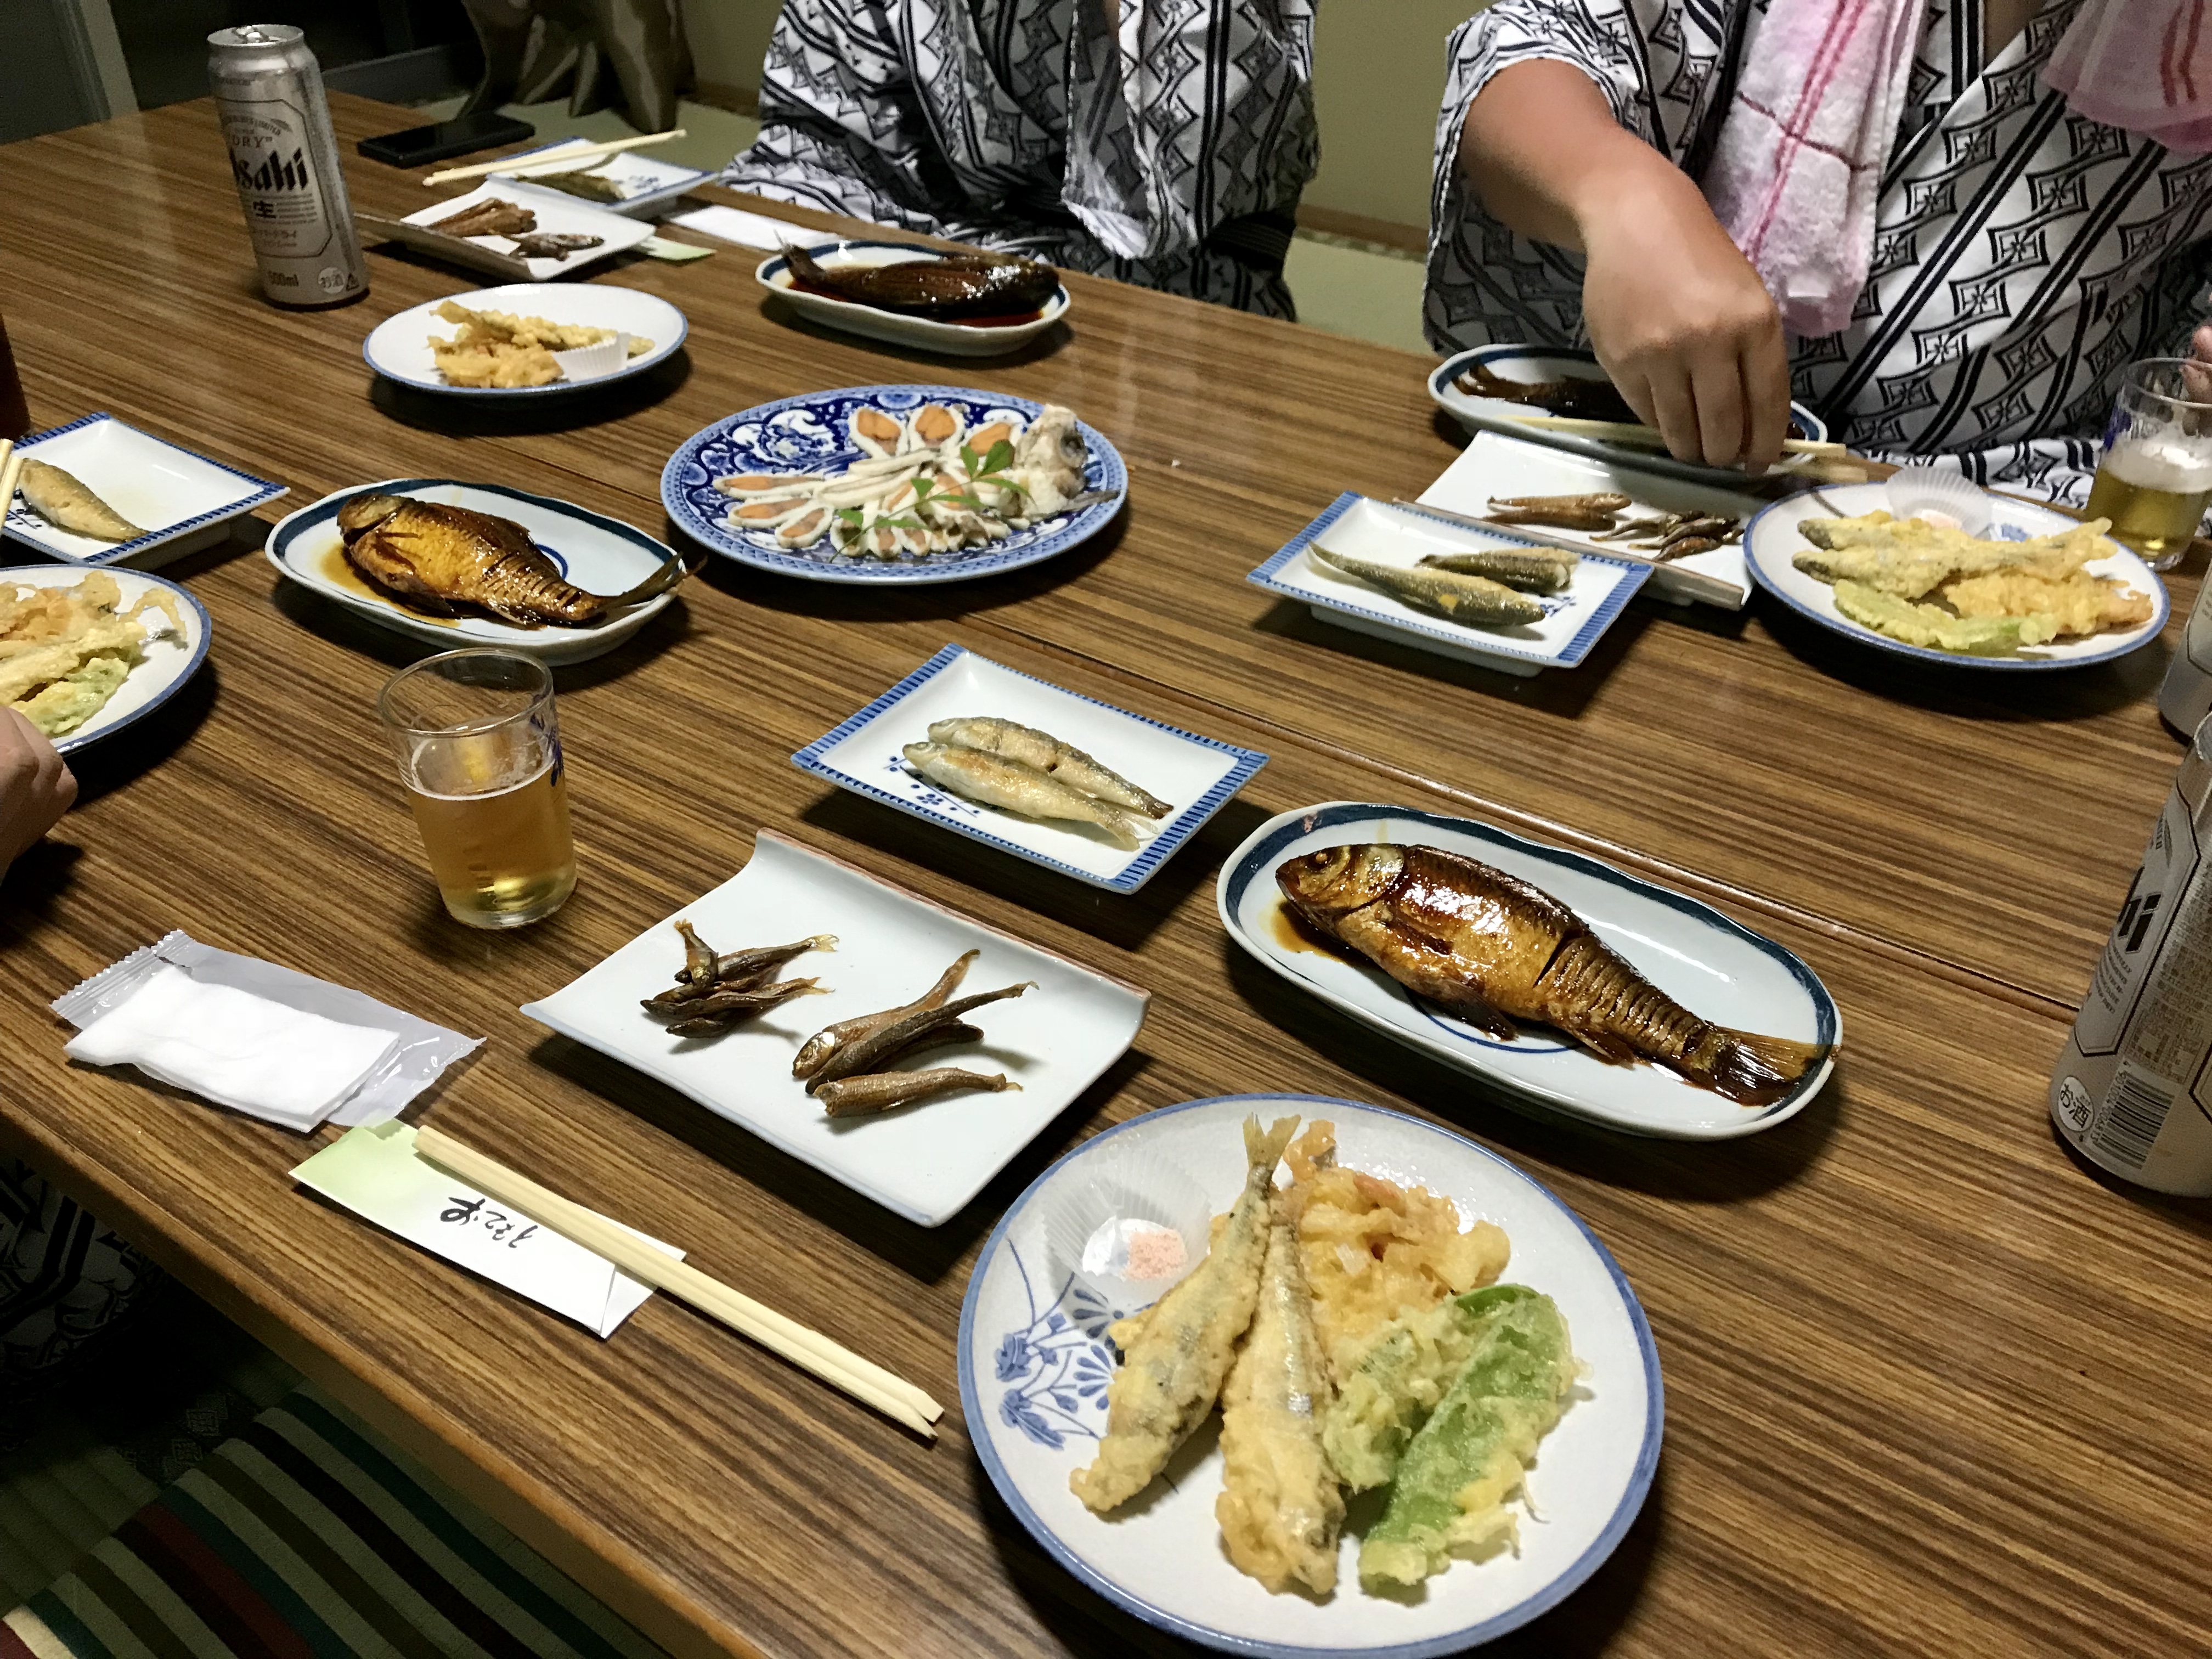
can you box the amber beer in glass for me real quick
[2084,358,2212,571]
[377,649,575,928]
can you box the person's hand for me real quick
[1577,166,1792,473]
[0,708,76,871]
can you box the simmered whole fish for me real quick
[1278,844,1824,1105]
[1310,546,1545,628]
[18,459,146,542]
[1071,1114,1298,1513]
[338,494,616,628]
[782,242,1059,319]
[1417,548,1577,594]
[902,741,1152,848]
[1216,1187,1344,1595]
[926,716,1171,817]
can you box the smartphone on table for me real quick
[358,112,536,170]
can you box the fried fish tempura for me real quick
[1070,1115,1297,1513]
[428,301,653,388]
[0,573,177,737]
[1793,510,2117,597]
[1941,568,2154,637]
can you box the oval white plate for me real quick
[1429,346,1827,486]
[1218,804,1838,1139]
[266,479,681,665]
[1743,481,2168,670]
[1,564,210,755]
[755,240,1070,358]
[961,1092,1662,1657]
[362,285,687,398]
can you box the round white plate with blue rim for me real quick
[961,1092,1662,1657]
[2,565,211,756]
[1429,345,1829,487]
[362,284,687,398]
[659,384,1126,585]
[1743,480,2168,670]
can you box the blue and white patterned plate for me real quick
[659,384,1126,584]
[961,1092,1663,1657]
[2,414,286,571]
[0,565,211,755]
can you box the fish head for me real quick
[337,494,407,540]
[1275,843,1403,919]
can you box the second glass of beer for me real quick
[2086,357,2212,570]
[377,648,576,928]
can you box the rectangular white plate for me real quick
[3,414,286,569]
[1421,432,1764,610]
[521,832,1150,1226]
[1248,494,1649,676]
[494,138,710,218]
[399,184,654,280]
[791,645,1267,893]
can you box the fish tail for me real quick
[1685,1028,1825,1107]
[1244,1114,1300,1176]
[782,242,826,281]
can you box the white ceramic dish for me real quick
[791,644,1267,893]
[521,831,1150,1227]
[962,1091,1662,1657]
[0,564,210,756]
[264,479,680,666]
[1248,494,1649,677]
[362,284,687,398]
[1743,481,2168,670]
[1421,432,1767,611]
[397,183,654,280]
[755,241,1071,358]
[1430,345,1827,487]
[493,138,710,219]
[1218,804,1839,1139]
[1,415,285,570]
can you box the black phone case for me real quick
[358,115,536,170]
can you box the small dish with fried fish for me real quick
[0,566,208,755]
[1743,480,2166,670]
[1,414,286,571]
[363,285,686,398]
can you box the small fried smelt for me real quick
[667,932,840,988]
[817,1068,1019,1118]
[793,950,978,1079]
[806,983,1034,1091]
[1487,492,1630,514]
[872,1020,986,1068]
[1417,548,1577,594]
[674,920,719,987]
[663,978,825,1037]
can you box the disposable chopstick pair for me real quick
[411,1126,944,1437]
[422,129,686,189]
[0,438,23,526]
[1499,409,1848,458]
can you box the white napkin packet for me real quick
[53,930,481,1132]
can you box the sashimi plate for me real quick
[961,1092,1662,1657]
[1218,804,1838,1139]
[660,384,1126,584]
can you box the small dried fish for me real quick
[817,1068,1019,1118]
[509,232,603,261]
[518,168,627,203]
[926,716,1171,817]
[675,921,719,988]
[793,950,977,1079]
[1310,546,1545,628]
[806,982,1034,1091]
[1488,492,1631,514]
[1482,506,1617,532]
[1417,548,1577,594]
[1654,537,1722,560]
[429,197,536,238]
[902,742,1153,849]
[664,978,825,1038]
[675,933,840,988]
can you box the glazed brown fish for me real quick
[1278,844,1823,1105]
[782,242,1059,320]
[337,495,616,628]
[1457,361,1639,424]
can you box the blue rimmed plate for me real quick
[2,414,286,571]
[1430,345,1827,487]
[1743,481,2167,670]
[266,479,682,666]
[961,1091,1663,1657]
[1218,804,1838,1138]
[1,565,211,756]
[755,240,1072,358]
[660,384,1126,585]
[792,644,1266,893]
[1249,494,1650,676]
[362,284,687,398]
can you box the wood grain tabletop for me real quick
[2,94,2207,1659]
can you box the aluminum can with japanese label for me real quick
[207,24,368,307]
[2052,712,2212,1192]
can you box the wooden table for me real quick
[4,94,2209,1659]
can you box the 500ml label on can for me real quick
[219,99,335,258]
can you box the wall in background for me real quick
[680,0,781,109]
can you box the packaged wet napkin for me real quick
[52,930,480,1131]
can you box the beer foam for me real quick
[2104,435,2212,494]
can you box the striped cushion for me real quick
[0,1389,665,1659]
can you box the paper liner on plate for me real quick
[1886,465,1992,534]
[553,332,631,381]
[1042,1150,1215,1319]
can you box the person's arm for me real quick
[1458,59,1791,472]
[0,709,75,876]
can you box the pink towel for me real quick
[2046,1,2212,155]
[1702,0,1926,338]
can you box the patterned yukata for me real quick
[1425,0,2212,504]
[722,0,1319,318]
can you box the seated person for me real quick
[1,707,72,876]
[723,0,1318,318]
[1428,0,2212,494]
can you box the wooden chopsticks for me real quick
[411,1126,944,1438]
[1499,409,1848,457]
[422,129,687,189]
[0,438,24,523]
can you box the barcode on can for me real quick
[2093,1070,2175,1169]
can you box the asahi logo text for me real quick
[234,146,312,193]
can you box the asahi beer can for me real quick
[207,24,368,307]
[2051,711,2212,1193]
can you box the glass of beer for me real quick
[2085,357,2212,571]
[377,648,575,929]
